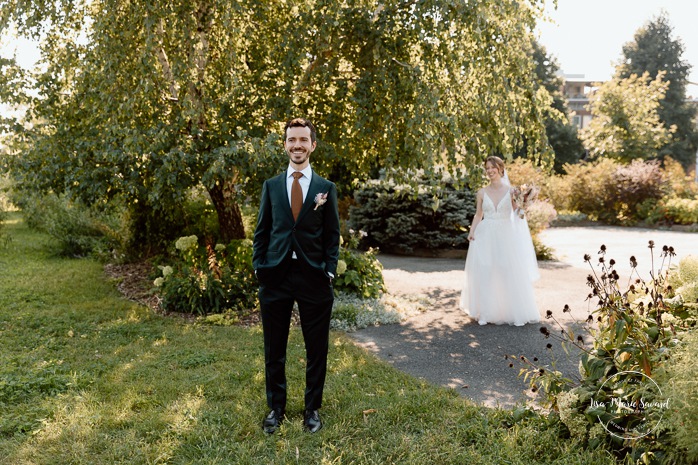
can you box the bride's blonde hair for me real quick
[484,156,505,176]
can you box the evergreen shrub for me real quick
[349,169,475,252]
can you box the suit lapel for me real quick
[274,172,295,223]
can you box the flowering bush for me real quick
[333,229,386,299]
[154,236,258,315]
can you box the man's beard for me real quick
[288,150,309,165]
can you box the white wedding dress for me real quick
[460,189,541,326]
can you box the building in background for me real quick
[561,74,597,130]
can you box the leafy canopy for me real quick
[1,0,555,242]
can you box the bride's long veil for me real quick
[504,169,540,282]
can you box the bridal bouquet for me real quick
[511,184,540,219]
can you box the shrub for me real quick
[154,236,258,315]
[662,156,698,199]
[667,255,698,318]
[562,158,666,225]
[516,242,693,464]
[349,169,475,252]
[155,229,388,315]
[0,203,6,247]
[11,191,126,258]
[546,173,574,213]
[506,158,555,201]
[609,159,664,224]
[333,229,386,299]
[656,197,698,225]
[525,200,558,260]
[562,158,619,221]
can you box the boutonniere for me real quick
[314,192,328,210]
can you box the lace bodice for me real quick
[483,189,512,221]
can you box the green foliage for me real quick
[517,242,694,464]
[155,236,258,315]
[654,198,698,225]
[662,157,698,199]
[660,328,698,463]
[10,191,126,258]
[334,230,387,299]
[666,255,698,317]
[634,158,698,226]
[617,13,698,168]
[506,157,555,199]
[1,0,555,250]
[0,200,6,248]
[349,169,475,252]
[608,159,665,224]
[580,72,673,162]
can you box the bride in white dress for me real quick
[460,156,541,326]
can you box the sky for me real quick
[536,0,698,94]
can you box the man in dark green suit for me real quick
[253,117,340,434]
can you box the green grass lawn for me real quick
[0,212,618,464]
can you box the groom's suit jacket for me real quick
[252,170,340,287]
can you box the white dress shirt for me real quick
[286,165,312,205]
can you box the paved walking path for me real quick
[349,225,697,408]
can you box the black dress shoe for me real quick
[303,409,322,433]
[262,409,284,434]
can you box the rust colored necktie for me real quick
[291,171,303,221]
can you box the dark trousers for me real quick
[259,260,334,412]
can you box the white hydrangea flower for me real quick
[175,235,198,251]
[336,260,347,276]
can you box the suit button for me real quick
[292,228,296,233]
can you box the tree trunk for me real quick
[208,180,246,242]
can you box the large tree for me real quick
[616,12,698,167]
[1,0,554,246]
[580,72,674,162]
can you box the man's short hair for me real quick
[284,117,316,143]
